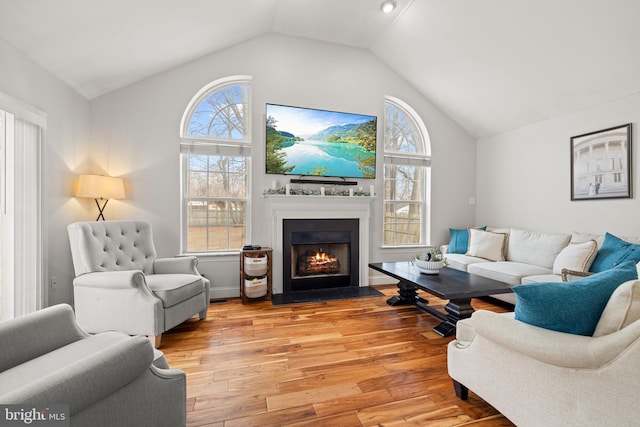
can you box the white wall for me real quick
[476,93,640,236]
[90,34,477,297]
[0,37,91,307]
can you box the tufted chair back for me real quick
[68,221,157,276]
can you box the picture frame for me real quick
[570,123,632,200]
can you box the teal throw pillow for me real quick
[514,261,638,336]
[590,233,640,273]
[448,226,486,254]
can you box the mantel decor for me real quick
[570,123,632,200]
[264,186,372,197]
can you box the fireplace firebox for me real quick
[283,218,359,292]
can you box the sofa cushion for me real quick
[468,262,552,285]
[146,274,205,308]
[448,226,486,254]
[590,233,640,273]
[443,253,488,272]
[507,229,571,269]
[593,279,640,336]
[521,274,563,284]
[552,240,598,274]
[513,261,638,336]
[466,229,508,261]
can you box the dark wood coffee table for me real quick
[369,262,513,337]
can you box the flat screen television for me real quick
[265,103,377,179]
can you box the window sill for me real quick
[178,251,240,258]
[380,245,434,250]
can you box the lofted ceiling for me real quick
[1,0,639,138]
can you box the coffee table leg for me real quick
[433,298,475,337]
[387,279,419,306]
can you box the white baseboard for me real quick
[369,276,399,286]
[209,286,240,300]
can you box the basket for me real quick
[244,255,268,276]
[244,276,268,298]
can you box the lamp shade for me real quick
[76,174,126,199]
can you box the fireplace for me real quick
[266,194,373,295]
[283,218,359,292]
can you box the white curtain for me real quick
[1,109,44,319]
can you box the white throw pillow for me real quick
[593,279,640,336]
[552,240,598,275]
[466,229,507,262]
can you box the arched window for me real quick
[180,76,251,253]
[383,96,431,246]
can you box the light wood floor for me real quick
[161,285,515,427]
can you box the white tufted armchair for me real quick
[67,220,210,347]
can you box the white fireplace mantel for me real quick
[264,195,374,294]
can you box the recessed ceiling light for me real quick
[380,0,396,13]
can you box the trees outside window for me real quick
[180,76,251,253]
[383,97,431,246]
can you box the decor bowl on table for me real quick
[414,249,447,274]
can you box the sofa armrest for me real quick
[455,310,640,369]
[154,256,200,275]
[561,268,593,281]
[0,304,87,372]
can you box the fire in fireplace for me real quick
[283,218,359,292]
[297,248,340,276]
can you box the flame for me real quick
[314,252,336,263]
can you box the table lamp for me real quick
[75,174,126,220]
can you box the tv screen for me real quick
[265,103,377,179]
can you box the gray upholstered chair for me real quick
[0,304,186,426]
[67,220,210,347]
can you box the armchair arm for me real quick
[561,268,593,281]
[2,334,154,415]
[73,270,148,290]
[456,310,640,369]
[72,271,163,335]
[0,304,87,372]
[153,256,200,275]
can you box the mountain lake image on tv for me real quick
[265,103,377,179]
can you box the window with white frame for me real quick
[383,97,431,246]
[180,76,251,253]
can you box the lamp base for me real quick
[94,198,109,221]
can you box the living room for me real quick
[1,0,640,425]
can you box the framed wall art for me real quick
[570,123,632,200]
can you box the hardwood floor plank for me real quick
[284,411,364,427]
[356,395,441,426]
[266,382,362,412]
[160,285,515,426]
[312,389,395,418]
[278,363,390,394]
[391,405,474,426]
[224,405,318,427]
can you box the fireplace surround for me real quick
[266,195,373,295]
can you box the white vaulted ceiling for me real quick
[1,0,639,138]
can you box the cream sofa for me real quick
[448,277,640,426]
[442,228,640,304]
[0,304,186,426]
